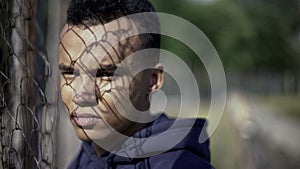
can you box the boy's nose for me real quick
[72,74,98,107]
[72,91,98,107]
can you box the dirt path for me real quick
[227,92,300,169]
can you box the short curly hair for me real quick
[66,0,160,49]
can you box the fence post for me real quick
[1,0,59,168]
[9,0,38,168]
[43,0,61,167]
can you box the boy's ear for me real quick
[150,63,164,92]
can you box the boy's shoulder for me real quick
[147,149,214,169]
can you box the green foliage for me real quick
[242,0,299,71]
[150,0,299,72]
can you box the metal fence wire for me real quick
[0,0,57,168]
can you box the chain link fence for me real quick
[0,0,58,168]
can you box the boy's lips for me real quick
[71,112,101,128]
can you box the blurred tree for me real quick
[150,0,299,72]
[187,0,255,71]
[239,0,299,72]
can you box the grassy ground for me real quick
[210,113,243,169]
[166,94,300,169]
[210,94,300,169]
[259,95,300,121]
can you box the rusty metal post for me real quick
[9,0,37,168]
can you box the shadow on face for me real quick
[58,17,163,143]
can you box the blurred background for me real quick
[150,0,300,168]
[0,0,299,168]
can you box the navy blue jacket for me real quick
[68,114,214,169]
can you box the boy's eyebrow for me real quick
[58,63,75,72]
[59,63,119,73]
[100,64,119,71]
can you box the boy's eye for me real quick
[61,71,79,85]
[59,64,118,85]
[62,71,79,76]
[61,73,75,85]
[96,69,114,78]
[100,76,112,81]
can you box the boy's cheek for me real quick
[61,87,73,106]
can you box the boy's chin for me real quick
[75,128,92,141]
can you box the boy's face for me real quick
[58,18,163,142]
